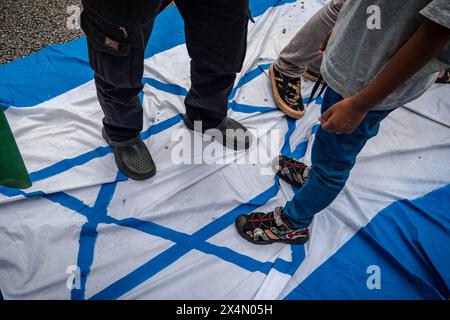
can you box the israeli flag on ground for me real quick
[0,0,449,300]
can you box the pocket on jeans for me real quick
[81,12,133,87]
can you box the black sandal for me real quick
[235,207,309,245]
[102,128,156,181]
[272,155,310,188]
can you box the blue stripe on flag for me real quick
[285,184,450,300]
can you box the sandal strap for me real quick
[247,208,291,241]
[253,228,271,241]
[236,207,309,244]
[436,68,450,83]
[279,157,310,185]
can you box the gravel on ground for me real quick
[0,0,83,65]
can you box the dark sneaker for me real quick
[102,128,156,181]
[272,155,310,188]
[269,64,305,119]
[235,207,309,245]
[183,115,253,151]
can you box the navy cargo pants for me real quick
[81,0,250,142]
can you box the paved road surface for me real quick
[0,0,83,64]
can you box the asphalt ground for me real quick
[0,0,83,64]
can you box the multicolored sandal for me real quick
[272,155,310,188]
[235,207,309,245]
[436,68,450,84]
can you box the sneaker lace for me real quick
[248,211,276,230]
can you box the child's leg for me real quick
[283,87,391,229]
[274,0,344,77]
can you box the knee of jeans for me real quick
[310,164,350,191]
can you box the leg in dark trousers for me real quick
[81,0,169,142]
[80,0,169,180]
[80,0,251,180]
[176,0,250,129]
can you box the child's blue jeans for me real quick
[284,87,392,229]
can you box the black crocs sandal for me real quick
[235,207,309,245]
[183,115,253,151]
[102,128,156,181]
[436,69,450,84]
[272,155,310,188]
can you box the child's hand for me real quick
[319,97,368,135]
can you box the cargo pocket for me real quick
[80,12,133,88]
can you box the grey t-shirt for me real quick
[321,0,450,111]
